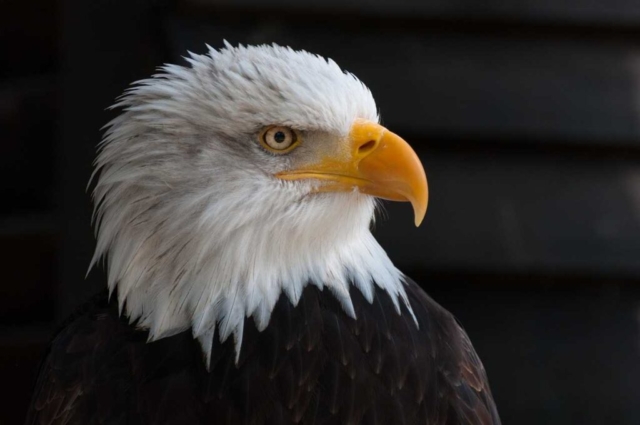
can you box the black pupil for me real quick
[274,131,286,144]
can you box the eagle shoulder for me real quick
[25,296,137,425]
[25,295,204,425]
[403,278,501,425]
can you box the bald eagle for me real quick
[26,43,500,425]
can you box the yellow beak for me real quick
[276,119,428,226]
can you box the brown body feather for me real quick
[26,279,500,425]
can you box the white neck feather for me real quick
[90,44,416,365]
[92,162,413,364]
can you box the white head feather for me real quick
[90,43,414,363]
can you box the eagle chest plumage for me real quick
[27,279,499,425]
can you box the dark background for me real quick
[2,0,640,424]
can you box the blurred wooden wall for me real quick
[2,0,640,424]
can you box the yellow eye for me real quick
[259,126,300,153]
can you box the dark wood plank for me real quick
[0,76,56,214]
[423,276,640,425]
[58,0,165,318]
[185,0,640,27]
[0,229,56,323]
[373,145,640,276]
[0,0,57,78]
[166,17,640,146]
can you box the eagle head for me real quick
[91,43,427,360]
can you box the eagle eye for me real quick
[260,126,300,153]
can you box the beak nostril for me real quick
[358,140,377,156]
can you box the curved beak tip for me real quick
[414,207,426,227]
[411,187,428,227]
